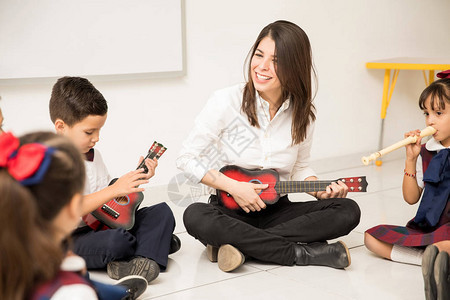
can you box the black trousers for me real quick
[73,203,175,270]
[183,195,361,266]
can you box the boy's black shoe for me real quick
[422,245,439,300]
[169,234,181,254]
[434,250,449,300]
[108,257,160,284]
[116,275,148,300]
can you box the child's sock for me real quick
[390,244,424,265]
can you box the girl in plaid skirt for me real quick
[364,71,450,300]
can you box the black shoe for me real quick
[422,245,439,300]
[116,275,148,300]
[294,241,350,269]
[169,234,181,254]
[434,250,449,300]
[107,257,160,284]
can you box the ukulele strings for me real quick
[110,142,167,208]
[111,142,159,207]
[237,179,360,194]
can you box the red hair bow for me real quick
[437,70,450,79]
[0,132,54,185]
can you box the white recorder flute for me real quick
[361,126,436,165]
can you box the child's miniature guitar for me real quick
[217,165,368,210]
[82,141,167,231]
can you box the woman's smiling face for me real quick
[250,36,281,102]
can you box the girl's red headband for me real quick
[0,132,55,185]
[437,69,450,79]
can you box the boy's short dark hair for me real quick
[49,76,108,126]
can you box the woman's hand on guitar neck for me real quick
[307,176,348,199]
[228,181,268,213]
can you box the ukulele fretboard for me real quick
[275,180,336,194]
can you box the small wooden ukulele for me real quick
[82,141,167,231]
[217,165,368,210]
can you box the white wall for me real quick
[1,0,449,187]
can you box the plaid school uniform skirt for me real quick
[366,201,449,247]
[365,222,449,247]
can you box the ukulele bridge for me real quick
[101,205,120,219]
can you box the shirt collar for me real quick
[256,92,291,112]
[426,137,449,152]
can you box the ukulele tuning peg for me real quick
[358,186,362,191]
[358,178,362,182]
[341,179,346,183]
[350,187,354,191]
[350,178,354,183]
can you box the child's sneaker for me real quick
[422,245,439,300]
[115,275,148,299]
[108,257,160,284]
[434,251,449,300]
[169,234,181,254]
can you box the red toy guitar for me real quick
[82,141,167,231]
[217,165,368,210]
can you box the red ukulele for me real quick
[82,141,167,231]
[217,165,368,210]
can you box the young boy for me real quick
[50,76,180,284]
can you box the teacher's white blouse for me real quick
[176,84,316,185]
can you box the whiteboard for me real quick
[0,0,184,79]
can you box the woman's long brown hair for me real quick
[0,132,85,300]
[242,20,317,145]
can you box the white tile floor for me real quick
[90,154,426,300]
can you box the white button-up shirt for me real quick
[176,84,316,186]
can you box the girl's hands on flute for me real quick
[403,129,423,205]
[404,130,422,161]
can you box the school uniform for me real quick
[366,138,450,247]
[72,148,175,270]
[31,271,99,300]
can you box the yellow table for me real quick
[366,57,450,165]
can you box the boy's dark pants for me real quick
[72,202,175,270]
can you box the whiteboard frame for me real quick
[0,0,186,82]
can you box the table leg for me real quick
[380,69,391,120]
[377,69,399,166]
[429,70,435,85]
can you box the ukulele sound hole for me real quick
[114,195,130,206]
[249,179,263,195]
